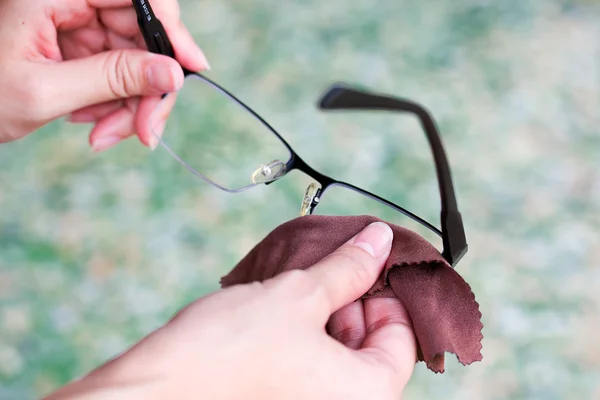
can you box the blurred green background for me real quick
[1,0,600,398]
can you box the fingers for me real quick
[78,94,174,151]
[70,90,176,151]
[305,222,393,319]
[327,300,366,350]
[88,97,139,152]
[70,100,125,123]
[361,297,417,387]
[136,96,164,149]
[88,0,140,7]
[58,0,208,150]
[99,7,139,38]
[169,21,211,72]
[53,0,208,149]
[58,28,106,60]
[95,1,209,72]
[106,31,139,51]
[42,49,183,118]
[129,0,210,71]
[136,94,177,149]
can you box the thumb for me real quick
[43,49,184,118]
[305,222,393,319]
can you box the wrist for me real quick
[43,355,167,400]
[44,380,161,400]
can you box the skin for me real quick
[0,0,418,398]
[0,0,206,150]
[45,222,417,399]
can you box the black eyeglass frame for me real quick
[133,0,468,267]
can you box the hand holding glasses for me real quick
[133,0,468,267]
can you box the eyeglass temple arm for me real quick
[317,84,468,266]
[132,0,196,88]
[132,0,176,58]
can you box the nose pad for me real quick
[251,160,287,184]
[300,182,321,216]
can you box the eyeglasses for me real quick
[133,0,468,267]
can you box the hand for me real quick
[0,0,208,150]
[44,222,417,400]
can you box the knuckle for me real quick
[274,269,313,293]
[331,326,364,344]
[268,269,324,305]
[329,249,373,291]
[15,76,46,119]
[367,315,408,334]
[104,50,139,98]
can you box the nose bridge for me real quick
[289,154,336,188]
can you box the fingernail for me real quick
[91,136,122,152]
[147,63,184,93]
[148,110,167,151]
[148,123,164,151]
[352,222,393,258]
[149,137,158,151]
[195,47,211,70]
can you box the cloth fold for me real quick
[220,215,483,373]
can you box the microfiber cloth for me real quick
[220,215,483,373]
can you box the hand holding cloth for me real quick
[221,215,483,373]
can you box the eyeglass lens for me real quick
[150,74,292,192]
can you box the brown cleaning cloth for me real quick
[220,215,483,373]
